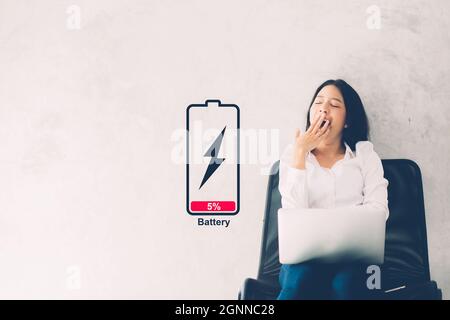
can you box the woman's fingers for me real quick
[311,112,326,134]
[316,119,330,136]
[306,112,319,134]
[319,124,331,139]
[295,128,300,139]
[306,110,322,134]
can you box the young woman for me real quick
[277,79,389,300]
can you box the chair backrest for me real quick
[256,159,432,290]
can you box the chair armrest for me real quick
[383,280,442,300]
[238,278,280,300]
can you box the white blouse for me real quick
[279,141,390,220]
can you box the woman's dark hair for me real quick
[305,79,370,151]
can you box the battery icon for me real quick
[186,100,240,215]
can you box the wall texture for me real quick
[0,0,448,299]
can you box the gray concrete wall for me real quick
[0,0,448,298]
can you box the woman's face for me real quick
[309,85,347,140]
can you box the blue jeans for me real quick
[277,261,374,300]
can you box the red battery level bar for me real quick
[190,201,236,212]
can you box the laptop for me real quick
[278,206,386,265]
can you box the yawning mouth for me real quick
[320,120,331,128]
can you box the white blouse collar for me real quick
[344,142,355,159]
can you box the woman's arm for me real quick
[279,114,330,209]
[279,144,309,209]
[356,141,390,220]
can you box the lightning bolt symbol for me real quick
[199,126,226,189]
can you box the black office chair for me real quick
[238,159,442,300]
